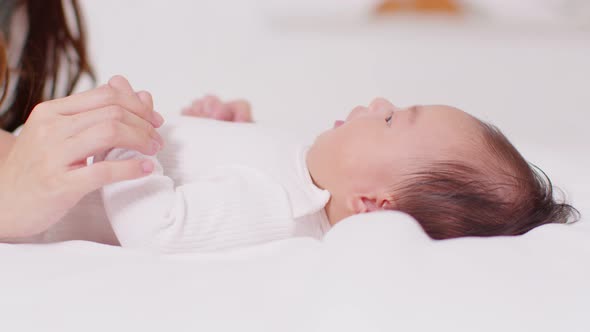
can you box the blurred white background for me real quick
[79,0,590,214]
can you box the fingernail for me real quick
[141,160,154,174]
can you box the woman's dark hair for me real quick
[0,36,7,107]
[0,0,94,132]
[390,121,579,240]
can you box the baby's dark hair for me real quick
[389,121,579,240]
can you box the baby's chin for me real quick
[314,119,345,143]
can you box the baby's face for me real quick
[307,98,483,222]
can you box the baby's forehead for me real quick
[419,105,483,137]
[410,105,486,158]
[421,105,475,124]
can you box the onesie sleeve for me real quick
[101,149,295,253]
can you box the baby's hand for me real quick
[182,95,253,123]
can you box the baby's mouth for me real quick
[333,120,345,129]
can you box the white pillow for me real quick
[317,211,590,331]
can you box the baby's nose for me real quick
[369,98,396,113]
[346,105,370,121]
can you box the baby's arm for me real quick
[101,149,293,253]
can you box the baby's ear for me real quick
[378,192,397,210]
[349,194,393,214]
[348,195,371,214]
[372,195,396,211]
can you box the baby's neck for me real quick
[306,154,333,225]
[323,200,338,226]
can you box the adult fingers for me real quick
[60,121,161,165]
[63,105,164,146]
[37,76,162,128]
[41,83,143,119]
[108,76,163,127]
[136,90,154,110]
[136,90,164,125]
[108,75,136,94]
[65,158,155,194]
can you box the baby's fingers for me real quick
[183,95,223,115]
[182,99,205,116]
[227,100,253,122]
[201,95,224,115]
[211,107,233,121]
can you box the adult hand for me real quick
[0,75,164,238]
[182,95,253,123]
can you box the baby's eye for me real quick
[385,114,393,126]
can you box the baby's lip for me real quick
[333,120,345,129]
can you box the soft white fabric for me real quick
[1,211,588,332]
[102,116,331,253]
[5,117,331,247]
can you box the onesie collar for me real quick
[288,146,331,221]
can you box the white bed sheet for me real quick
[1,211,589,332]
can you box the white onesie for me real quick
[100,116,332,253]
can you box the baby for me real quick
[101,96,578,253]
